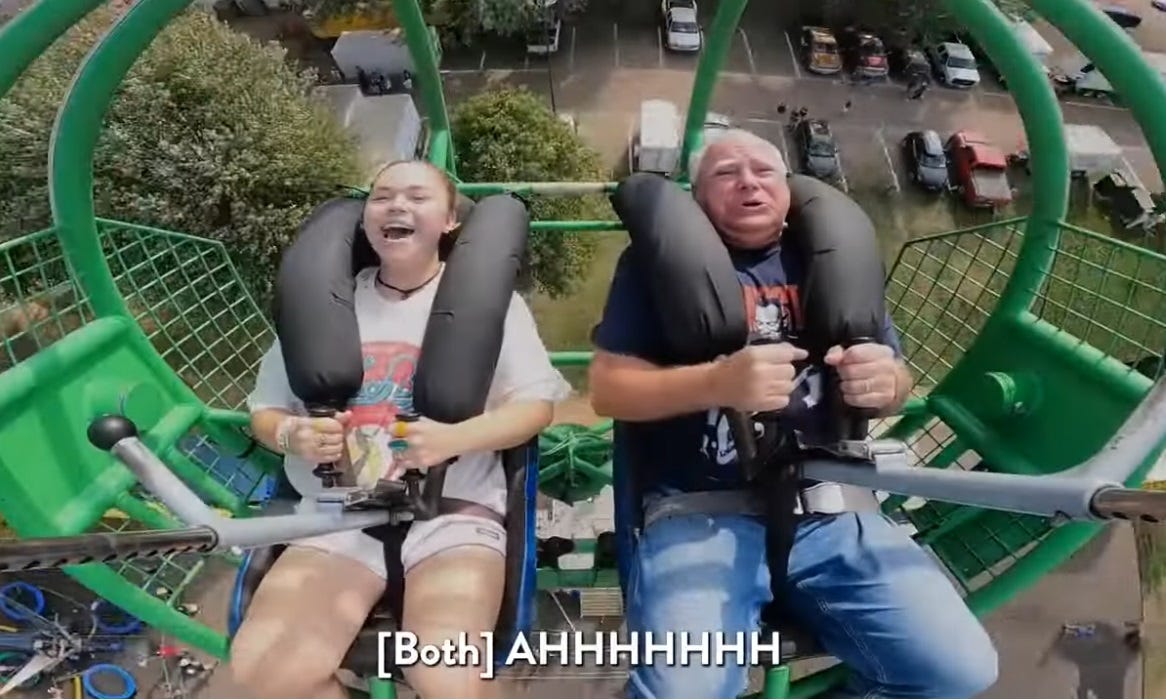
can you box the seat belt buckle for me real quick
[793,432,908,465]
[338,479,413,516]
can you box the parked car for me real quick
[927,41,981,88]
[799,26,843,74]
[888,45,931,83]
[795,118,841,181]
[838,27,889,79]
[659,0,702,52]
[902,130,948,192]
[945,130,1013,209]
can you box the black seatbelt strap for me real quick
[362,521,409,623]
[760,455,800,599]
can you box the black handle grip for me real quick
[395,410,447,520]
[309,405,351,488]
[828,337,879,442]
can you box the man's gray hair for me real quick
[688,129,788,191]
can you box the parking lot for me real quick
[437,1,1147,111]
[437,0,1163,247]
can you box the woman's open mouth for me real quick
[381,224,414,240]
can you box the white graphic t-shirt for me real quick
[247,266,572,516]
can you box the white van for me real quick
[630,99,682,175]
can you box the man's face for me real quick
[694,137,790,249]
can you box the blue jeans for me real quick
[624,510,998,698]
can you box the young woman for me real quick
[219,160,570,698]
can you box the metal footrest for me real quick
[579,587,624,618]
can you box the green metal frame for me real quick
[1,0,1166,698]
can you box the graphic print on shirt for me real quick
[343,341,419,488]
[699,283,825,476]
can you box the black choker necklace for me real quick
[375,266,441,298]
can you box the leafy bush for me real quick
[451,86,609,298]
[0,7,363,305]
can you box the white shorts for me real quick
[288,499,507,579]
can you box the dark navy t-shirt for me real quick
[593,241,903,498]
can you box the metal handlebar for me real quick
[721,347,1166,524]
[392,410,448,521]
[308,404,353,488]
[827,336,879,443]
[0,415,405,571]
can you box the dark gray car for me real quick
[796,118,841,180]
[903,129,948,192]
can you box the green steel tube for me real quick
[761,666,791,698]
[1011,312,1151,404]
[393,0,454,174]
[367,677,397,699]
[678,0,748,181]
[1027,0,1166,178]
[49,0,192,319]
[45,0,236,424]
[0,0,107,100]
[943,0,1068,317]
[550,350,593,366]
[928,396,1043,475]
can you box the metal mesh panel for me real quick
[1034,223,1166,377]
[98,220,274,411]
[0,228,94,371]
[884,220,1025,391]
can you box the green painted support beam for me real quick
[49,0,192,319]
[0,0,107,101]
[678,0,748,182]
[943,0,1068,317]
[393,0,455,176]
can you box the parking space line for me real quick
[1062,99,1127,112]
[613,23,620,67]
[739,28,756,75]
[876,128,901,194]
[658,27,664,68]
[784,31,801,79]
[569,26,576,72]
[835,151,849,193]
[479,51,486,71]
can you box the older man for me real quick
[589,130,998,699]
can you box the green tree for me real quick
[451,87,608,298]
[0,7,363,304]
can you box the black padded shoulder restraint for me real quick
[609,172,886,595]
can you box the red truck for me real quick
[945,130,1013,209]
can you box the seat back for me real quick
[611,421,642,600]
[494,438,539,656]
[226,438,541,658]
